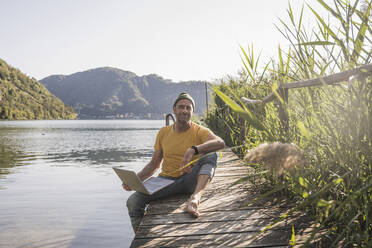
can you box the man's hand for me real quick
[180,148,195,174]
[122,182,132,191]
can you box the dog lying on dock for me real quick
[244,142,305,177]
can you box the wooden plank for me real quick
[141,209,299,225]
[214,173,253,177]
[145,187,280,215]
[131,229,315,248]
[135,216,306,238]
[217,158,245,166]
[148,181,253,204]
[145,184,290,215]
[215,165,250,171]
[145,192,249,214]
[208,174,243,182]
[216,151,240,161]
[133,219,318,248]
[214,170,251,176]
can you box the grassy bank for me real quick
[205,1,371,246]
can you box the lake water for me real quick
[0,120,164,248]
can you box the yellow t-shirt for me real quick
[154,122,211,178]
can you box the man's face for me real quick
[173,99,193,124]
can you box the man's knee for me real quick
[126,193,135,210]
[183,153,217,191]
[126,192,146,216]
[198,153,218,179]
[202,152,217,165]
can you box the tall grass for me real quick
[205,0,372,246]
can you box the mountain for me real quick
[40,67,210,119]
[0,58,76,120]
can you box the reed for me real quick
[205,0,372,246]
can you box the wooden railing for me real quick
[240,63,372,139]
[241,63,372,105]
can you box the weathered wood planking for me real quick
[131,231,316,248]
[130,150,313,247]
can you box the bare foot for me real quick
[185,195,200,218]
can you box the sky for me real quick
[0,0,322,82]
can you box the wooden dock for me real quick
[130,150,317,247]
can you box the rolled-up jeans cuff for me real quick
[198,163,216,179]
[197,152,217,179]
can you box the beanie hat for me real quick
[173,92,195,110]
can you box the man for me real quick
[123,92,225,232]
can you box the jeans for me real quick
[126,153,218,231]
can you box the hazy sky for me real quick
[0,0,320,82]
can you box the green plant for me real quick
[205,0,372,246]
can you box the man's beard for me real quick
[177,119,188,124]
[176,114,190,123]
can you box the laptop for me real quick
[113,167,175,195]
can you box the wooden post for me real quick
[277,88,289,142]
[205,82,209,115]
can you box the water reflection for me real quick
[0,120,162,174]
[0,142,28,176]
[0,120,162,248]
[44,148,153,166]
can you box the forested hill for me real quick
[40,67,209,119]
[0,59,77,120]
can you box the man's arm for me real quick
[137,149,163,181]
[194,133,225,154]
[180,133,225,173]
[122,149,163,191]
